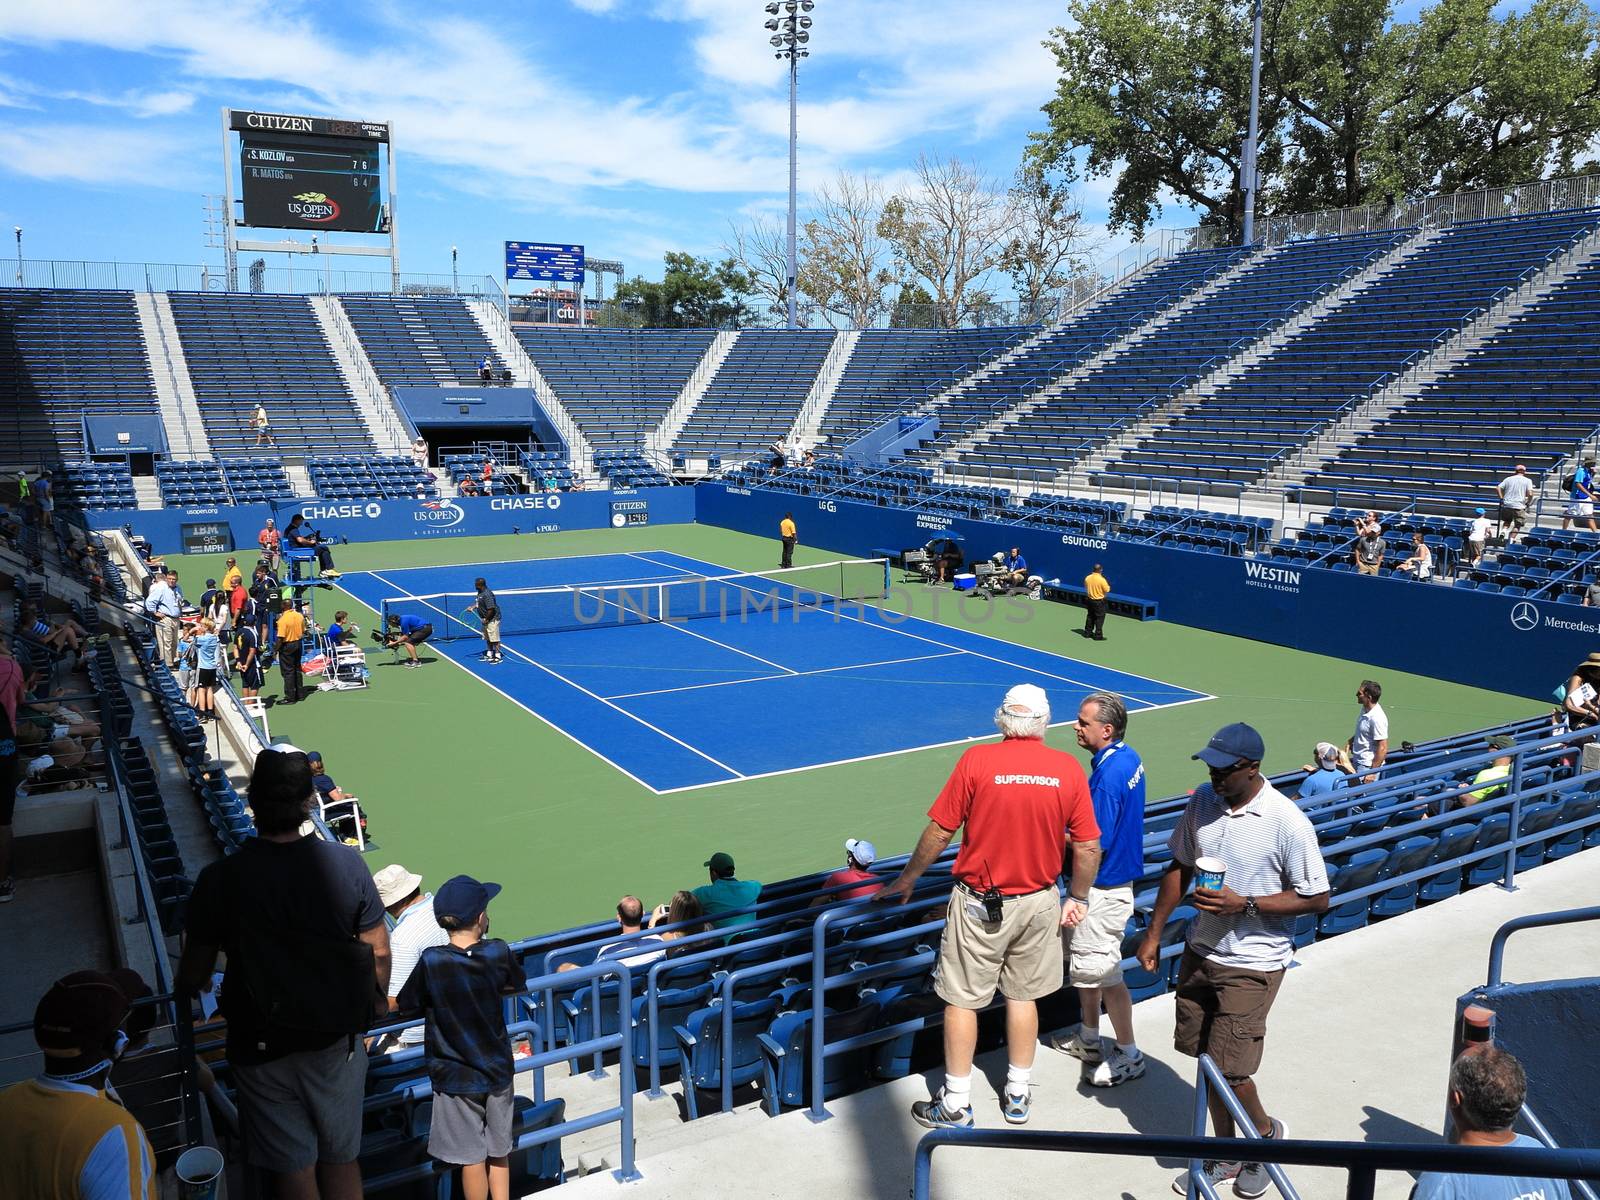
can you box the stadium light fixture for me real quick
[12,226,20,287]
[1240,0,1264,245]
[766,0,814,330]
[451,244,458,294]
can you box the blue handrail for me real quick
[1486,905,1600,987]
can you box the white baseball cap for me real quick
[845,838,877,866]
[1000,683,1050,720]
[1315,742,1341,769]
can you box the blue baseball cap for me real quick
[434,875,502,924]
[1193,723,1266,768]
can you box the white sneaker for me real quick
[1089,1046,1147,1087]
[1048,1028,1103,1063]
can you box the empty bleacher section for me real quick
[672,329,836,458]
[308,454,436,500]
[58,461,136,510]
[1301,253,1600,512]
[515,328,717,447]
[958,229,1409,478]
[520,449,576,490]
[165,292,373,456]
[815,327,1031,448]
[220,456,294,503]
[593,449,672,487]
[908,246,1250,461]
[0,289,158,461]
[153,459,230,507]
[1092,209,1600,497]
[338,294,504,385]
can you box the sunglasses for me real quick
[1207,759,1253,776]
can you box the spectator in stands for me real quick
[371,863,448,1055]
[1415,1048,1572,1200]
[478,354,494,383]
[0,970,156,1199]
[802,448,817,468]
[1563,454,1598,533]
[191,618,220,720]
[469,578,502,664]
[881,684,1102,1129]
[1466,508,1492,567]
[34,469,54,530]
[258,518,282,571]
[480,459,495,488]
[1561,654,1600,731]
[779,512,797,569]
[396,875,524,1200]
[252,403,274,447]
[277,599,307,704]
[770,440,787,471]
[177,745,390,1200]
[812,839,884,906]
[1349,680,1390,783]
[1136,723,1329,1197]
[1464,735,1516,806]
[649,890,711,949]
[1397,532,1434,581]
[1083,563,1110,640]
[1297,742,1352,799]
[143,571,182,668]
[0,633,23,903]
[20,601,93,659]
[1051,692,1147,1087]
[1496,464,1535,543]
[693,852,762,930]
[561,896,669,970]
[1354,524,1387,576]
[458,474,480,497]
[283,514,341,580]
[568,475,585,492]
[411,436,429,469]
[222,555,243,594]
[234,607,263,700]
[1353,511,1382,538]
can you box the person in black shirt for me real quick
[397,875,524,1196]
[468,578,502,664]
[177,746,390,1198]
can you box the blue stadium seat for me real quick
[1317,848,1388,937]
[675,996,780,1119]
[1368,835,1438,919]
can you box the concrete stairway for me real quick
[133,292,210,458]
[788,329,857,450]
[649,331,740,456]
[308,296,409,454]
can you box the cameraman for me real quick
[1003,547,1028,588]
[375,613,433,670]
[282,513,341,580]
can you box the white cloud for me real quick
[0,123,192,186]
[568,0,621,12]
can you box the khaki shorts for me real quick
[1063,885,1134,989]
[934,885,1062,1009]
[1356,561,1379,576]
[482,617,501,642]
[1173,948,1285,1082]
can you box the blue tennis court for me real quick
[336,549,1212,793]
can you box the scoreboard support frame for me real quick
[221,107,401,292]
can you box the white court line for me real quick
[331,574,667,794]
[624,550,1164,698]
[603,650,963,701]
[365,570,746,783]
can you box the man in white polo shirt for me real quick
[1137,723,1329,1199]
[1348,680,1389,784]
[373,863,448,1053]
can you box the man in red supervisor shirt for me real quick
[881,683,1102,1128]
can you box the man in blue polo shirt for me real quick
[1051,692,1147,1086]
[1004,546,1028,588]
[692,852,761,930]
[379,613,433,670]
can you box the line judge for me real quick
[779,512,797,569]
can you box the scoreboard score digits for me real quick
[230,111,389,234]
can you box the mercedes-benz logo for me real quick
[1509,601,1540,632]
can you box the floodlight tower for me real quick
[1241,0,1264,244]
[765,0,814,329]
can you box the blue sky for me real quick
[0,0,1154,290]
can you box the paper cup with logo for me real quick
[176,1145,225,1200]
[1194,857,1227,893]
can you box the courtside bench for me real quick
[1041,581,1159,621]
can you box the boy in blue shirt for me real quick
[397,876,524,1200]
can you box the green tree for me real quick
[1031,0,1600,237]
[889,283,939,328]
[610,252,754,328]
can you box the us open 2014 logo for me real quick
[288,191,340,223]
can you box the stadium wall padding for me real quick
[89,487,695,553]
[696,483,1594,701]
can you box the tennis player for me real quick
[467,578,502,665]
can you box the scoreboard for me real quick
[240,133,385,233]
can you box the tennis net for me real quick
[379,558,892,641]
